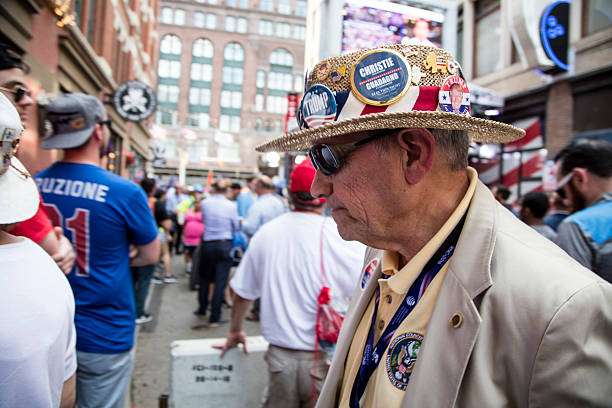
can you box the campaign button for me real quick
[316,62,330,80]
[350,49,411,106]
[438,75,470,115]
[301,85,337,129]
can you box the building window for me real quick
[224,42,245,62]
[266,95,288,114]
[158,60,181,78]
[221,90,243,108]
[256,70,266,88]
[237,17,248,33]
[255,118,263,131]
[226,16,236,32]
[475,1,501,77]
[208,0,218,4]
[158,84,180,102]
[259,19,273,36]
[222,67,244,84]
[270,48,293,66]
[294,25,306,40]
[268,71,292,91]
[219,115,241,132]
[278,0,291,14]
[156,110,178,126]
[160,34,182,55]
[191,63,213,81]
[276,23,291,38]
[161,7,173,24]
[190,88,211,106]
[255,94,264,111]
[585,0,612,35]
[194,12,205,28]
[189,113,210,130]
[227,0,236,6]
[174,9,185,25]
[238,0,248,8]
[294,74,302,92]
[193,38,214,58]
[295,0,306,16]
[260,0,274,12]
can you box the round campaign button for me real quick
[301,85,337,129]
[438,75,470,115]
[350,49,411,106]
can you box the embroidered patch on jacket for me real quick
[386,332,424,390]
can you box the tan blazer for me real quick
[318,180,612,407]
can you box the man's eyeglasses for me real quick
[555,171,574,199]
[98,119,111,128]
[0,86,31,103]
[309,130,390,176]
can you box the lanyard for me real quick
[350,214,466,407]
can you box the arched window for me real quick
[189,38,214,129]
[160,34,182,55]
[224,42,244,62]
[269,48,293,66]
[193,38,213,58]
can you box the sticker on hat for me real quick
[301,84,337,129]
[316,62,330,80]
[350,49,411,106]
[331,65,347,82]
[438,75,470,115]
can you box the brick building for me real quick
[0,0,159,179]
[153,0,306,182]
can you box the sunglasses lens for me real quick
[13,87,28,103]
[310,145,340,176]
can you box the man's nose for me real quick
[310,170,332,199]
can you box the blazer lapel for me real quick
[318,248,384,407]
[402,180,496,407]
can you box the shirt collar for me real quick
[381,167,478,294]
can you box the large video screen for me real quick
[342,0,445,53]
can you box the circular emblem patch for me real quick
[361,258,380,290]
[113,80,157,122]
[438,75,470,115]
[386,332,424,390]
[301,85,337,129]
[350,49,411,106]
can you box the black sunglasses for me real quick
[0,85,31,103]
[308,130,390,176]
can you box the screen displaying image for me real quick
[342,0,445,53]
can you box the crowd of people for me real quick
[2,40,612,408]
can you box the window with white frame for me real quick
[158,60,181,78]
[194,12,205,28]
[160,34,182,55]
[276,23,290,38]
[221,90,242,108]
[192,38,214,58]
[475,1,501,76]
[217,139,240,161]
[238,0,248,8]
[278,0,290,14]
[206,13,217,29]
[222,66,244,84]
[259,19,273,35]
[161,7,173,24]
[266,95,288,114]
[255,94,264,111]
[237,17,248,33]
[294,74,302,92]
[224,42,244,61]
[174,9,185,25]
[219,115,241,132]
[256,70,266,88]
[226,16,236,32]
[295,0,306,16]
[268,71,292,91]
[270,48,293,66]
[260,0,273,12]
[189,113,210,130]
[191,63,213,81]
[227,0,236,7]
[187,138,209,163]
[189,88,211,106]
[294,25,306,40]
[158,84,180,102]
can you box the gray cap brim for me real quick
[41,127,93,149]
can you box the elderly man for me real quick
[554,137,612,283]
[256,44,612,407]
[36,93,159,408]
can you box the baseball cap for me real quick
[42,93,106,149]
[0,92,38,224]
[289,158,325,205]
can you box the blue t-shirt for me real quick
[36,162,158,354]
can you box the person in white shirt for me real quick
[219,159,365,407]
[0,92,77,408]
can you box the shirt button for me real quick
[385,295,392,304]
[378,320,385,330]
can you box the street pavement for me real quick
[130,254,262,407]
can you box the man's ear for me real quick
[395,128,435,185]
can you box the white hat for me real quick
[0,92,38,224]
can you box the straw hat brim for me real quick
[256,111,525,153]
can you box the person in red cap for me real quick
[218,158,366,407]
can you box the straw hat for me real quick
[256,44,524,153]
[0,92,38,224]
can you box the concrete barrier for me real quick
[170,336,269,408]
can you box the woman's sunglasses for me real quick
[0,85,31,103]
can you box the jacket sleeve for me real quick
[528,280,612,407]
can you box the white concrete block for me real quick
[170,336,269,408]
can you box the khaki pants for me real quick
[264,344,329,408]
